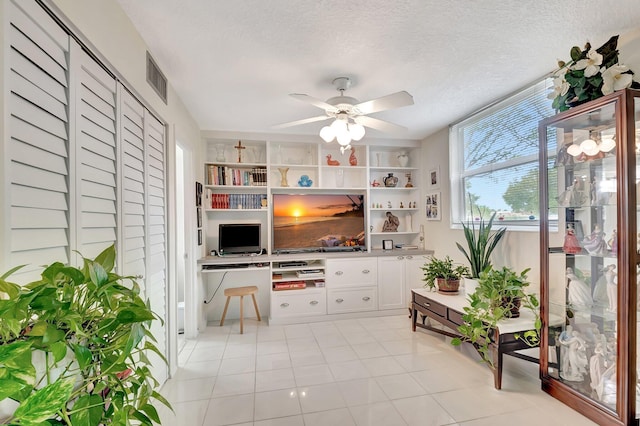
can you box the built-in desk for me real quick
[411,288,540,389]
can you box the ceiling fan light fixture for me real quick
[331,117,347,132]
[320,125,335,143]
[349,122,365,141]
[336,132,352,146]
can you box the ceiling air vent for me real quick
[146,51,167,104]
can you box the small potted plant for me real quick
[421,255,470,294]
[451,266,540,366]
[0,244,170,425]
[456,201,506,294]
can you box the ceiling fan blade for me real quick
[354,91,414,115]
[272,115,331,129]
[290,93,338,112]
[354,115,407,134]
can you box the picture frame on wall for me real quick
[195,182,203,207]
[382,239,394,250]
[197,229,202,246]
[428,166,440,189]
[197,207,202,228]
[426,192,441,221]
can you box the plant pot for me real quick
[437,278,460,294]
[501,296,522,318]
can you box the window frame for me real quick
[449,77,555,231]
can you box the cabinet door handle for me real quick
[336,298,344,303]
[280,303,289,308]
[309,300,319,305]
[406,255,413,260]
[335,271,343,276]
[362,296,371,301]
[423,302,430,307]
[397,256,403,260]
[362,269,370,274]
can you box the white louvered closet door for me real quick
[72,46,118,260]
[145,111,168,384]
[7,0,70,280]
[120,89,146,283]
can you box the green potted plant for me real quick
[421,255,470,294]
[456,202,506,294]
[0,244,171,425]
[451,266,540,366]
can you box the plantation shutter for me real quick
[7,0,70,279]
[145,111,168,383]
[73,46,118,259]
[120,88,146,282]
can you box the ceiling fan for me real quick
[273,77,414,150]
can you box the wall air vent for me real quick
[146,51,167,104]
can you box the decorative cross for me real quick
[234,140,246,163]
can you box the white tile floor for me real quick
[158,315,597,425]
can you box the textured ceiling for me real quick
[116,0,640,141]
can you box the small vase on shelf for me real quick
[278,167,289,187]
[397,151,409,167]
[215,144,226,162]
[384,173,398,187]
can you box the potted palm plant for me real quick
[451,266,540,366]
[456,202,506,294]
[421,256,470,294]
[0,244,170,425]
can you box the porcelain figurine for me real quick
[583,224,608,255]
[558,325,588,381]
[349,147,357,166]
[382,211,399,232]
[326,154,340,166]
[562,223,582,254]
[604,264,617,312]
[566,267,592,309]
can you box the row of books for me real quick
[272,279,325,291]
[209,193,267,210]
[273,281,306,291]
[207,165,267,186]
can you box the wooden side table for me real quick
[411,288,540,389]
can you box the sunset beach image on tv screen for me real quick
[272,194,365,251]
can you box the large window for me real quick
[450,78,556,229]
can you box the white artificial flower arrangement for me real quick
[549,35,639,111]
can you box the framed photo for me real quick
[426,192,441,221]
[428,166,440,189]
[382,239,394,250]
[195,182,203,206]
[196,207,202,228]
[197,229,202,246]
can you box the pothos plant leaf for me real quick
[0,247,170,424]
[12,376,75,424]
[71,394,104,426]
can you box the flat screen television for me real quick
[218,223,261,255]
[272,193,365,253]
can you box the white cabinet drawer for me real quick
[327,287,377,314]
[271,289,327,318]
[326,258,377,288]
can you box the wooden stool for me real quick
[219,286,261,334]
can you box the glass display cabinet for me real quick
[539,88,640,425]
